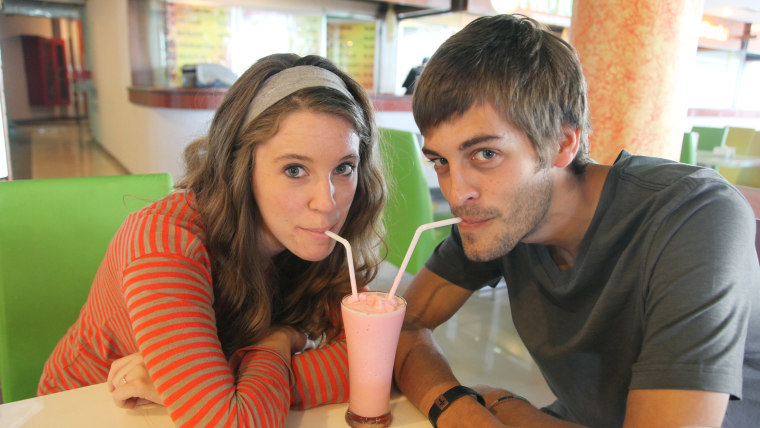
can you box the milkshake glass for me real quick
[341,291,407,427]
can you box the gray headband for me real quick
[242,65,355,126]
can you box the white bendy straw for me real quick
[325,230,358,301]
[387,217,462,300]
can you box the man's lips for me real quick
[457,217,492,228]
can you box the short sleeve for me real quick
[631,183,758,397]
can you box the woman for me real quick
[38,53,386,427]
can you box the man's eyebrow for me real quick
[421,147,440,157]
[421,134,501,157]
[459,134,501,151]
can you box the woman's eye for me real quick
[474,149,496,161]
[335,162,356,176]
[285,165,305,178]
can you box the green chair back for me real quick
[680,131,698,165]
[378,128,435,275]
[720,127,757,184]
[736,131,760,188]
[691,126,727,151]
[0,173,173,402]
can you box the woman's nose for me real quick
[309,176,337,212]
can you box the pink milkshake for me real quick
[341,291,406,427]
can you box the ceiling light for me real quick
[490,0,521,14]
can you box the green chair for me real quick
[0,173,173,402]
[679,131,698,165]
[431,194,454,246]
[720,127,757,184]
[691,126,727,152]
[378,128,436,275]
[737,131,760,188]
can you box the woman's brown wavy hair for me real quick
[178,53,386,356]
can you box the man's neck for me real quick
[543,163,611,270]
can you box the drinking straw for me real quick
[325,230,358,301]
[387,217,462,300]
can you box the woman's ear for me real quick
[553,125,581,168]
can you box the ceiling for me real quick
[701,0,759,24]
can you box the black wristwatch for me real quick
[428,385,485,427]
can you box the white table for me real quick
[0,383,428,428]
[696,150,760,168]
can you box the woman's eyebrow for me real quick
[274,153,311,163]
[274,153,360,163]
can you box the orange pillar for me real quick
[570,0,703,164]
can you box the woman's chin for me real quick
[291,247,332,262]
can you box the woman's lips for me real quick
[303,226,335,240]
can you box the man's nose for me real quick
[444,166,478,207]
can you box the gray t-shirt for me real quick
[426,151,760,427]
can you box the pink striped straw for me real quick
[387,217,462,300]
[325,230,358,301]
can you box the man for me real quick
[393,14,760,428]
[402,57,429,95]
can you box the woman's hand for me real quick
[107,353,162,409]
[257,325,308,356]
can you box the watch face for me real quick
[435,395,449,409]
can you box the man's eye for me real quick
[474,149,496,161]
[428,158,448,167]
[285,166,305,178]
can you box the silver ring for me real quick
[120,375,127,384]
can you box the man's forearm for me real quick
[394,327,584,428]
[393,270,507,427]
[394,327,506,427]
[394,327,459,412]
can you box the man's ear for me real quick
[553,125,581,168]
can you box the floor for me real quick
[2,120,556,410]
[7,119,128,181]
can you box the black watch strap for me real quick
[428,385,485,427]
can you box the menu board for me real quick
[165,3,232,86]
[327,21,376,90]
[164,2,329,86]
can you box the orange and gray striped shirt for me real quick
[38,191,348,427]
